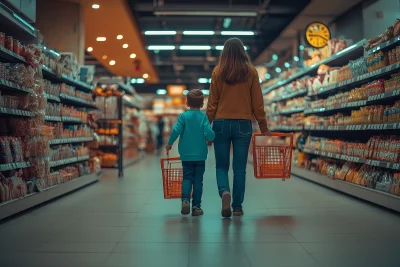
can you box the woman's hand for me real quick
[165,145,172,151]
[261,130,271,136]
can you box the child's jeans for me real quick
[181,161,205,208]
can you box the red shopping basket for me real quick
[252,133,293,180]
[160,156,183,199]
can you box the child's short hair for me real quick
[187,89,204,108]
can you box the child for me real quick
[166,89,215,216]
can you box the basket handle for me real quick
[252,132,294,147]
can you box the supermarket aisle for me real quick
[0,155,400,267]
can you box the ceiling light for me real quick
[179,45,211,50]
[259,78,262,83]
[275,67,282,73]
[136,78,145,84]
[154,11,257,17]
[87,47,93,52]
[299,45,305,51]
[92,4,100,9]
[223,18,231,28]
[156,89,167,95]
[148,45,175,50]
[202,89,210,95]
[221,31,254,36]
[183,90,189,95]
[265,73,271,79]
[117,35,123,40]
[109,60,116,66]
[284,62,291,68]
[183,31,215,35]
[130,53,136,59]
[216,45,247,50]
[144,31,177,35]
[198,78,210,83]
[294,56,300,62]
[102,55,107,59]
[272,54,278,60]
[143,73,149,79]
[123,44,129,48]
[96,37,106,41]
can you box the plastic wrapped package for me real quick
[0,32,4,47]
[9,137,23,162]
[0,174,12,202]
[5,36,13,51]
[376,172,394,193]
[12,39,20,55]
[0,137,13,164]
[29,158,46,179]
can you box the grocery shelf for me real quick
[49,137,94,145]
[0,161,30,172]
[279,107,304,115]
[98,80,134,95]
[49,155,90,168]
[305,89,400,115]
[309,62,400,97]
[0,46,25,63]
[368,36,400,55]
[97,119,122,123]
[42,65,93,93]
[262,39,365,94]
[61,116,83,124]
[45,115,62,122]
[270,125,303,132]
[265,88,307,104]
[292,166,400,212]
[0,79,32,93]
[304,123,400,131]
[59,93,97,108]
[0,172,100,220]
[0,3,37,43]
[303,148,400,171]
[0,107,34,117]
[45,93,61,103]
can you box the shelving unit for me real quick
[263,33,400,211]
[0,8,100,220]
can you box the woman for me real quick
[207,38,269,218]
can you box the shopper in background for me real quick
[166,89,215,216]
[207,37,269,218]
[156,115,165,155]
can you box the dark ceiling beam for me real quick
[154,61,217,66]
[134,4,298,15]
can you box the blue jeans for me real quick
[213,119,252,209]
[182,161,205,208]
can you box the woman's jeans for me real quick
[212,119,252,209]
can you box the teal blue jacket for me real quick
[168,110,215,161]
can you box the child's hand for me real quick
[207,141,213,146]
[165,145,172,151]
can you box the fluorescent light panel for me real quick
[148,45,175,50]
[154,11,257,17]
[179,45,211,50]
[183,31,215,35]
[156,89,167,95]
[144,31,177,35]
[198,78,210,83]
[216,45,248,50]
[221,31,254,36]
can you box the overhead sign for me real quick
[167,85,186,96]
[305,22,331,48]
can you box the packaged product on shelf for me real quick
[0,137,13,164]
[5,36,13,51]
[365,25,394,51]
[0,32,4,47]
[366,51,388,72]
[391,174,400,196]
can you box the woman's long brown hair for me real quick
[217,38,252,84]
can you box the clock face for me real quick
[305,22,331,48]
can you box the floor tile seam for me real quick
[239,242,253,267]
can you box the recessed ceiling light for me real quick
[87,47,93,52]
[143,73,149,79]
[102,55,107,59]
[109,60,116,66]
[294,56,300,62]
[275,67,282,73]
[92,4,100,9]
[156,89,167,95]
[96,37,106,41]
[117,35,123,40]
[130,53,136,59]
[123,44,129,49]
[284,62,291,68]
[183,90,189,95]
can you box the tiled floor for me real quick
[1,154,400,267]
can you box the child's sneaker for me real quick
[233,208,244,216]
[181,200,190,215]
[192,207,203,216]
[221,191,232,218]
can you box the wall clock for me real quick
[305,22,331,48]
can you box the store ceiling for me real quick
[82,0,159,82]
[129,0,310,87]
